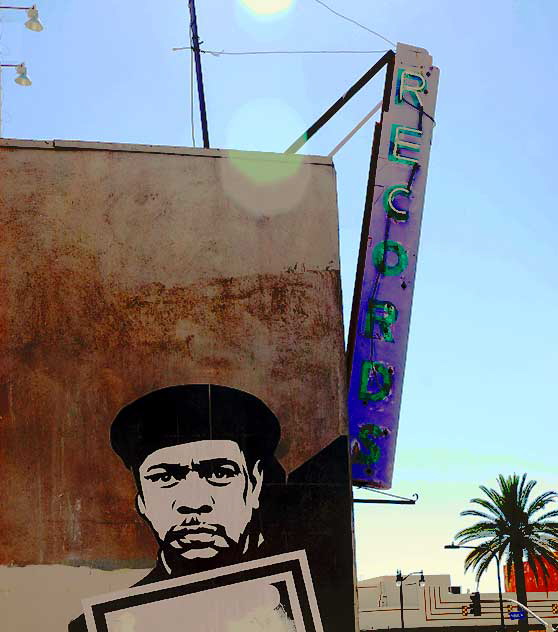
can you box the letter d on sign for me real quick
[372,240,408,276]
[359,361,393,402]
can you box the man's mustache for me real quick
[164,519,230,546]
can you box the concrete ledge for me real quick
[0,138,333,165]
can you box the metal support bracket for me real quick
[285,50,394,154]
[353,491,418,505]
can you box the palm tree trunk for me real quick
[512,544,529,632]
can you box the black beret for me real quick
[110,384,281,471]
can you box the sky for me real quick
[1,0,557,595]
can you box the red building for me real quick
[505,555,558,592]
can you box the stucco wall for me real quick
[0,140,351,632]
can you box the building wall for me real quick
[0,139,355,632]
[359,575,558,630]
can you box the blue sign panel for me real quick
[347,43,439,488]
[510,611,526,620]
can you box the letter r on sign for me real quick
[365,300,399,343]
[396,68,427,108]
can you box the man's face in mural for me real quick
[136,440,263,562]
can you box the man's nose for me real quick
[171,473,214,514]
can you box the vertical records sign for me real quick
[348,43,440,488]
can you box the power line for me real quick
[205,48,390,56]
[173,46,390,56]
[311,0,396,48]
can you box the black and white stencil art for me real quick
[69,384,355,632]
[83,551,322,632]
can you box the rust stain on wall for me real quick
[0,141,346,566]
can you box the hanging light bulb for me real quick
[24,5,43,32]
[14,63,32,86]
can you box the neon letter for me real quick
[372,239,408,276]
[365,300,399,343]
[396,68,427,107]
[383,184,410,222]
[359,361,393,402]
[389,124,422,165]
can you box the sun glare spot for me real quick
[239,0,294,17]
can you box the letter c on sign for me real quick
[383,184,410,222]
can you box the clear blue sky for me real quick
[1,0,557,593]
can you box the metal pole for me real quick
[496,556,505,632]
[400,582,405,631]
[187,0,209,148]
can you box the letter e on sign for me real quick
[389,125,422,165]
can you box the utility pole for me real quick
[187,0,209,148]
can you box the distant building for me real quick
[358,574,558,632]
[505,555,558,593]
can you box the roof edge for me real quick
[0,138,333,166]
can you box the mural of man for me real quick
[69,383,288,631]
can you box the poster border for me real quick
[82,550,324,632]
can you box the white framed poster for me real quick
[83,551,323,632]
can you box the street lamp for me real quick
[395,570,426,631]
[444,542,505,632]
[0,4,44,31]
[0,4,41,136]
[0,62,32,136]
[1,63,32,86]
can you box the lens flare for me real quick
[221,97,310,216]
[239,0,294,17]
[226,98,304,154]
[229,149,302,184]
[219,150,310,217]
[225,97,304,185]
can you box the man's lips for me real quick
[173,524,218,535]
[169,524,222,545]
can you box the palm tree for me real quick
[454,474,558,632]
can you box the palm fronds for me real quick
[454,474,558,602]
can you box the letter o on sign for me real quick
[372,240,409,276]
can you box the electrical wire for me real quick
[205,48,390,55]
[174,46,390,56]
[311,0,396,48]
[364,95,435,384]
[401,96,436,126]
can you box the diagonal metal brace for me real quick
[285,50,395,154]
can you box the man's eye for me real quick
[146,473,175,484]
[207,466,238,484]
